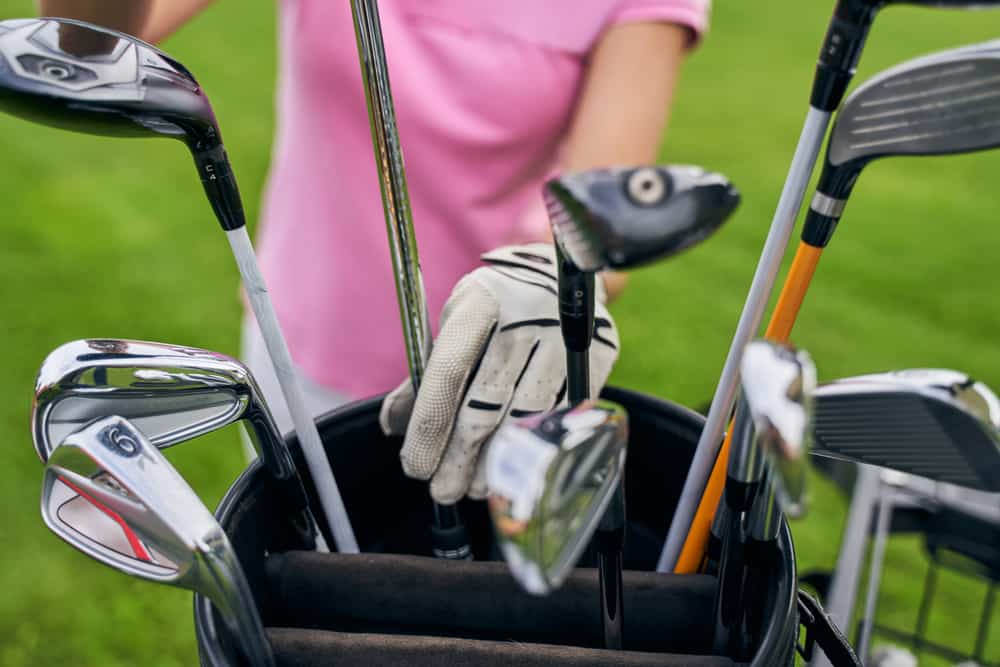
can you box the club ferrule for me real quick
[802,191,846,248]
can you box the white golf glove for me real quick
[379,243,620,504]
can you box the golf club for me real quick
[813,369,1000,490]
[486,399,628,649]
[713,340,815,659]
[661,0,1000,574]
[32,338,328,551]
[0,17,357,553]
[42,416,274,666]
[349,0,469,560]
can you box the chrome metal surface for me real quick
[741,341,816,515]
[42,416,274,666]
[659,108,831,572]
[349,0,432,386]
[813,369,1000,490]
[808,192,847,218]
[486,400,628,594]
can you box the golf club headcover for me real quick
[379,243,619,504]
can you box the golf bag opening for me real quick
[194,387,799,666]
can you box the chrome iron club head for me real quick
[813,369,1000,491]
[544,165,740,272]
[486,400,628,594]
[42,416,274,666]
[32,339,293,479]
[740,341,817,517]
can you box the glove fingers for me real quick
[400,284,498,480]
[429,336,538,504]
[379,377,417,436]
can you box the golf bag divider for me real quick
[194,387,799,666]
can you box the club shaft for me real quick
[657,107,831,573]
[227,229,359,554]
[350,0,466,549]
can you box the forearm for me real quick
[36,0,213,43]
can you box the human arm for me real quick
[36,0,214,43]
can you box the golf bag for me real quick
[193,387,802,666]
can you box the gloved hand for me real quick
[379,243,620,504]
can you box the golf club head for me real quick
[0,17,245,230]
[740,341,817,517]
[822,39,1000,199]
[543,165,740,272]
[42,415,274,665]
[32,339,293,480]
[813,369,1000,491]
[486,400,628,594]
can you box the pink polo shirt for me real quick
[257,0,709,399]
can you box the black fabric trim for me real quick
[509,409,543,418]
[483,258,559,284]
[466,399,502,412]
[552,379,568,409]
[460,322,498,401]
[500,318,561,332]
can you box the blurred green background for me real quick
[1,1,998,665]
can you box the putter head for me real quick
[813,369,1000,491]
[486,400,628,594]
[740,341,817,517]
[32,339,292,479]
[0,18,216,147]
[41,416,239,609]
[543,165,740,272]
[819,38,1000,198]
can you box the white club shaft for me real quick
[657,108,831,572]
[226,228,360,554]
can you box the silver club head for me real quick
[32,339,293,480]
[813,369,1000,491]
[42,416,274,666]
[543,165,740,272]
[740,341,817,517]
[486,400,628,594]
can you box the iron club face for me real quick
[42,416,274,666]
[813,369,1000,490]
[740,341,817,517]
[32,339,294,481]
[486,400,628,594]
[544,165,740,272]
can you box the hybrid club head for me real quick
[486,400,628,594]
[42,416,274,666]
[805,39,1000,246]
[813,369,1000,490]
[740,341,817,517]
[32,339,294,481]
[0,17,245,230]
[544,165,740,272]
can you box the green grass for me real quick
[1,2,998,665]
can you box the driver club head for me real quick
[543,165,740,272]
[41,415,274,666]
[813,369,1000,491]
[32,339,294,481]
[486,400,628,595]
[740,341,817,517]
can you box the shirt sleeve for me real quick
[607,0,710,47]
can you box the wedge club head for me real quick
[42,416,274,666]
[544,165,740,272]
[486,400,628,594]
[813,369,1000,490]
[740,341,817,517]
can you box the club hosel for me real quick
[557,254,596,352]
[810,0,877,111]
[192,143,247,231]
